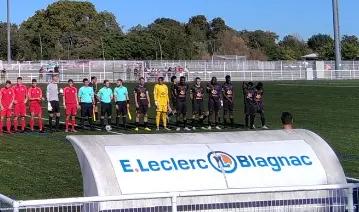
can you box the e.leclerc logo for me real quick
[207,151,237,173]
[119,151,313,174]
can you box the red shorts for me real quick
[66,104,78,116]
[29,101,42,115]
[1,108,12,117]
[14,103,26,116]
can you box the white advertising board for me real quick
[105,140,327,194]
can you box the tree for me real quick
[148,18,193,60]
[185,15,210,59]
[341,35,359,60]
[279,35,310,60]
[240,30,281,60]
[17,1,122,60]
[307,34,334,60]
[0,22,19,60]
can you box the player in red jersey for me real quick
[0,81,15,134]
[13,77,28,132]
[28,79,44,132]
[63,79,79,132]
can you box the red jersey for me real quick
[13,84,27,103]
[0,87,15,108]
[64,86,78,104]
[28,87,43,102]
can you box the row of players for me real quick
[0,75,266,134]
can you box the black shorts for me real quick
[100,102,112,117]
[49,101,60,113]
[192,100,204,115]
[223,100,234,112]
[136,104,149,115]
[171,98,177,109]
[81,103,93,117]
[245,101,255,115]
[255,103,264,113]
[176,100,187,114]
[116,101,128,116]
[208,98,221,112]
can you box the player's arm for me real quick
[24,87,28,104]
[0,90,3,110]
[62,88,67,108]
[114,88,118,102]
[153,85,158,106]
[190,87,194,100]
[166,86,171,111]
[46,84,50,101]
[39,89,43,101]
[134,90,139,108]
[78,87,82,104]
[91,90,95,104]
[146,90,151,108]
[110,89,114,101]
[10,88,15,108]
[97,89,101,102]
[27,89,33,101]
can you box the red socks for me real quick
[72,119,76,130]
[21,118,26,131]
[6,119,11,133]
[30,119,35,131]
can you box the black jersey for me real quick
[222,82,234,101]
[175,84,188,102]
[191,85,205,101]
[207,83,222,101]
[134,84,149,105]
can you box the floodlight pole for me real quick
[7,0,12,63]
[332,0,342,70]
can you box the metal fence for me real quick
[1,183,358,212]
[1,60,359,83]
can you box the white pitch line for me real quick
[277,83,359,88]
[25,115,123,135]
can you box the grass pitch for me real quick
[0,80,358,200]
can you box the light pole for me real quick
[7,0,11,63]
[332,0,342,70]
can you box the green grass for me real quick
[0,80,359,200]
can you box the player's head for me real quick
[91,76,97,83]
[225,75,231,83]
[32,79,37,87]
[171,76,177,83]
[211,77,217,85]
[195,77,201,86]
[5,80,11,88]
[139,77,145,85]
[68,79,74,86]
[281,112,293,129]
[17,77,23,84]
[158,77,164,84]
[104,80,110,87]
[117,79,123,86]
[247,81,254,88]
[179,76,185,85]
[83,78,89,86]
[256,82,263,90]
[52,74,59,83]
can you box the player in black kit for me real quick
[222,75,234,128]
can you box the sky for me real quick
[0,0,358,40]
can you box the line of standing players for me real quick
[0,74,266,134]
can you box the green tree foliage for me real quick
[279,35,310,60]
[240,30,281,60]
[17,1,122,60]
[0,22,19,60]
[341,35,359,60]
[307,34,334,60]
[1,1,358,61]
